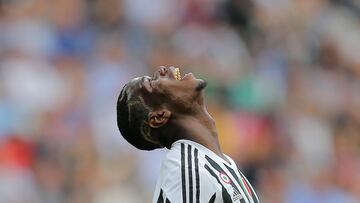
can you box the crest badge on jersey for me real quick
[219,172,231,184]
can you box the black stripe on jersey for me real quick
[188,145,193,203]
[157,189,172,203]
[238,170,259,203]
[208,193,216,203]
[181,143,186,203]
[157,189,164,203]
[194,148,200,203]
[224,164,251,202]
[205,155,246,203]
[204,164,232,202]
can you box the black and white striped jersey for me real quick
[153,139,260,203]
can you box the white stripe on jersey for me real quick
[152,139,260,203]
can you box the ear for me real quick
[148,109,171,128]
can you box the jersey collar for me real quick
[172,139,236,167]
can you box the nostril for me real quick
[160,67,167,76]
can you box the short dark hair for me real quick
[116,84,162,150]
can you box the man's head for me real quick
[117,66,207,150]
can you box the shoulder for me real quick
[153,141,221,202]
[155,142,183,187]
[152,143,183,203]
[160,140,221,185]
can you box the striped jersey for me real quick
[153,139,260,203]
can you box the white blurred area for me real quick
[0,0,360,202]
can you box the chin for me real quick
[195,79,207,91]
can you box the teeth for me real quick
[174,67,181,80]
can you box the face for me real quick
[127,66,207,113]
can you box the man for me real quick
[117,66,260,203]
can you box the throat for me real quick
[171,114,225,160]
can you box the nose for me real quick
[158,66,167,76]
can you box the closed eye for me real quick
[149,77,153,87]
[142,76,153,92]
[150,74,160,86]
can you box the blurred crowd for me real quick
[1,0,360,202]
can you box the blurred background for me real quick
[1,0,360,202]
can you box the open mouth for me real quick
[174,67,182,81]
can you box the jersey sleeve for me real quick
[155,167,183,202]
[153,166,223,203]
[198,167,224,203]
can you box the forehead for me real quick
[124,76,149,98]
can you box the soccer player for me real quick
[117,66,260,203]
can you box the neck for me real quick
[170,107,226,160]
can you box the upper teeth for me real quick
[174,68,181,80]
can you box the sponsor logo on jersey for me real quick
[232,189,243,201]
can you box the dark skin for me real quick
[126,66,229,162]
